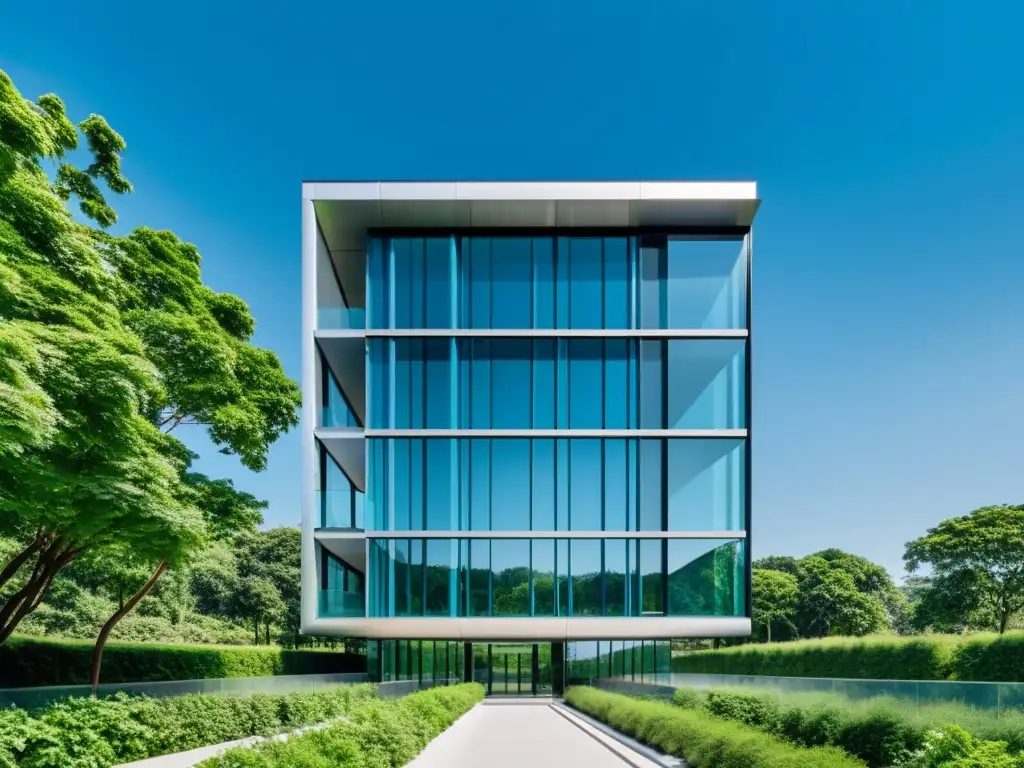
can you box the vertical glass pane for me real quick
[532,539,555,617]
[667,339,746,429]
[532,439,555,530]
[665,237,747,329]
[569,439,601,530]
[425,238,451,328]
[367,237,386,330]
[492,539,530,616]
[639,340,663,428]
[603,237,629,330]
[604,340,627,429]
[395,539,410,617]
[667,439,745,531]
[532,339,555,428]
[468,237,491,328]
[409,338,424,428]
[470,439,490,530]
[410,539,424,615]
[568,339,602,428]
[555,237,570,329]
[468,539,490,616]
[640,539,664,616]
[491,238,532,328]
[569,238,603,328]
[638,439,663,531]
[667,539,744,616]
[425,539,451,616]
[425,339,452,428]
[638,240,664,329]
[492,439,530,530]
[469,339,491,428]
[392,339,411,428]
[556,538,569,616]
[533,237,555,329]
[409,439,424,530]
[570,539,601,616]
[408,239,425,328]
[555,439,569,531]
[604,539,627,617]
[392,239,411,329]
[492,340,530,428]
[603,439,627,531]
[425,439,453,530]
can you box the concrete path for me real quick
[407,698,664,768]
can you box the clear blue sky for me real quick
[3,1,1023,580]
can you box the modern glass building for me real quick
[301,181,758,694]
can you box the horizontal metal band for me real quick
[358,328,748,339]
[300,616,752,641]
[364,429,747,439]
[314,529,745,540]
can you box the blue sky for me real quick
[3,1,1023,580]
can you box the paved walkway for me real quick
[407,698,663,768]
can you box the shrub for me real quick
[908,725,1024,768]
[0,683,378,768]
[200,683,485,768]
[672,634,960,680]
[669,685,1024,767]
[0,636,365,687]
[565,686,866,768]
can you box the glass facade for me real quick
[319,550,364,618]
[368,338,746,430]
[366,438,745,532]
[367,235,746,330]
[315,229,752,649]
[366,538,744,618]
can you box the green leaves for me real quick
[904,506,1024,633]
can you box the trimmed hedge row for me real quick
[0,683,378,768]
[199,683,486,768]
[672,686,1024,767]
[0,637,365,687]
[672,633,1024,682]
[564,686,865,768]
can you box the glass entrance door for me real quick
[482,643,553,696]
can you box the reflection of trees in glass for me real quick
[492,566,530,615]
[667,541,741,616]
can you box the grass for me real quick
[564,685,866,768]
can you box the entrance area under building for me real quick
[368,639,672,697]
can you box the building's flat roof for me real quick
[306,180,760,252]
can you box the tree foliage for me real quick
[751,569,798,642]
[905,505,1024,634]
[0,67,300,644]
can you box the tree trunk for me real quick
[254,618,260,645]
[0,532,47,592]
[767,620,772,644]
[1000,610,1010,634]
[264,621,270,646]
[0,544,76,644]
[91,560,168,693]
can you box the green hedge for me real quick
[0,637,365,687]
[672,686,1024,767]
[564,686,865,768]
[0,683,378,768]
[670,634,1024,681]
[199,683,486,768]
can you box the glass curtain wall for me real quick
[366,438,745,532]
[368,338,746,430]
[565,640,672,684]
[317,444,365,529]
[367,235,747,331]
[370,640,464,683]
[366,538,745,619]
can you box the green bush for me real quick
[671,685,1024,767]
[672,634,960,680]
[0,636,365,687]
[673,633,1024,683]
[908,725,1024,768]
[200,683,485,768]
[0,683,378,768]
[564,686,866,768]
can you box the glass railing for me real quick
[320,590,365,618]
[318,307,366,330]
[322,402,361,428]
[596,672,1024,718]
[317,490,365,529]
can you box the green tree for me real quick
[0,69,298,642]
[235,528,301,645]
[230,576,285,646]
[905,505,1024,634]
[751,568,798,642]
[796,556,889,637]
[752,555,803,580]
